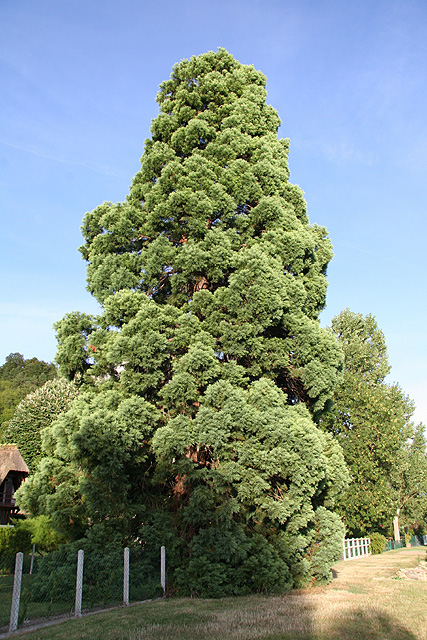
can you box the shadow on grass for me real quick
[326,606,418,640]
[103,597,419,640]
[0,596,420,640]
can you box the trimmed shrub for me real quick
[370,532,387,555]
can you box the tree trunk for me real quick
[393,508,401,541]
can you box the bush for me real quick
[173,525,292,598]
[0,516,65,560]
[0,523,32,556]
[26,548,77,604]
[370,532,387,554]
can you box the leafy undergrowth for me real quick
[9,548,426,640]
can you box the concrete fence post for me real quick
[75,549,84,617]
[9,552,23,633]
[160,546,166,596]
[123,547,129,606]
[29,542,36,575]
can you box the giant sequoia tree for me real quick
[18,50,348,594]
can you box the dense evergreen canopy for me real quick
[18,50,349,594]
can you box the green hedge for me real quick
[370,532,387,555]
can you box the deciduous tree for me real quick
[4,377,78,472]
[0,353,57,436]
[321,309,426,536]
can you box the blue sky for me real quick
[1,0,426,425]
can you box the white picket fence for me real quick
[343,537,371,561]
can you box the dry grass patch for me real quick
[311,548,427,639]
[7,548,427,640]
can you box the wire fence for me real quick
[0,546,165,634]
[3,534,426,633]
[0,554,16,632]
[384,535,427,552]
[384,538,406,551]
[408,535,427,547]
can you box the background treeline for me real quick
[320,309,427,538]
[0,353,57,438]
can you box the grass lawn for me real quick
[0,573,13,630]
[5,548,427,640]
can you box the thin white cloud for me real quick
[0,302,58,321]
[291,135,379,166]
[0,138,124,179]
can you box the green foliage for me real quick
[0,353,57,436]
[16,388,162,537]
[4,378,78,472]
[26,538,161,606]
[0,523,32,556]
[66,48,345,419]
[173,527,292,597]
[54,313,96,380]
[307,507,346,584]
[321,309,427,536]
[0,353,57,387]
[369,532,387,555]
[390,423,427,531]
[23,49,350,594]
[0,516,66,560]
[329,309,390,384]
[18,516,68,551]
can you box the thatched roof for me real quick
[0,445,29,485]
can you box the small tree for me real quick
[4,378,78,472]
[0,353,57,436]
[0,515,66,557]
